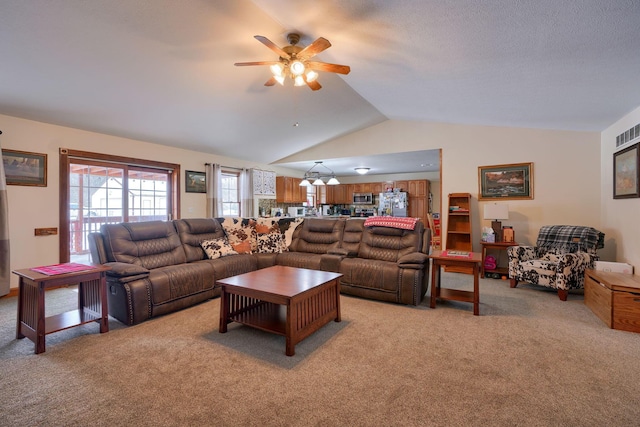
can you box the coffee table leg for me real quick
[334,279,341,322]
[285,302,295,356]
[16,279,25,340]
[219,286,229,333]
[36,284,46,354]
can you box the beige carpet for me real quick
[1,273,639,426]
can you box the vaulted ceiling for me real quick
[1,1,639,175]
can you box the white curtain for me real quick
[0,131,10,296]
[205,163,223,218]
[240,168,254,217]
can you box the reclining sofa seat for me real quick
[97,221,217,325]
[339,220,429,305]
[275,218,345,270]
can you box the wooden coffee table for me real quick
[217,265,342,356]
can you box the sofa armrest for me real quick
[554,252,592,290]
[507,245,536,277]
[105,262,150,283]
[398,252,429,269]
[320,254,344,273]
[328,248,354,257]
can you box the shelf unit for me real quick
[445,193,473,274]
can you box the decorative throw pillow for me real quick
[255,218,280,235]
[200,238,238,260]
[219,217,257,253]
[257,233,287,254]
[280,217,304,250]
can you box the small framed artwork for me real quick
[185,170,206,193]
[478,162,533,200]
[2,149,48,186]
[613,142,640,199]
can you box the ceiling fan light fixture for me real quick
[305,69,318,82]
[355,167,370,175]
[326,176,340,185]
[290,60,305,76]
[294,75,305,86]
[274,75,285,85]
[270,63,284,77]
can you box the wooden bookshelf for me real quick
[445,193,473,274]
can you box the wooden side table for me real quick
[480,241,517,278]
[13,265,110,354]
[428,250,483,315]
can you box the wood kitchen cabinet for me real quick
[408,180,428,197]
[276,176,307,203]
[393,181,409,192]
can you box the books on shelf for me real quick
[442,250,472,258]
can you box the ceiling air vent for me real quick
[616,123,640,150]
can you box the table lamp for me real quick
[483,203,509,242]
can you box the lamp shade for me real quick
[483,203,509,220]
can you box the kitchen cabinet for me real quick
[253,169,276,196]
[371,182,383,194]
[393,181,409,192]
[408,180,428,197]
[276,176,307,203]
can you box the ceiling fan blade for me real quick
[297,37,331,60]
[264,77,276,86]
[254,35,289,58]
[306,79,322,91]
[306,61,351,75]
[234,61,280,67]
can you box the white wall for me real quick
[601,106,640,275]
[0,114,300,289]
[285,120,602,252]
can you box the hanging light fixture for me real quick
[299,161,341,186]
[354,167,370,175]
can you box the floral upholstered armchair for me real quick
[507,225,605,301]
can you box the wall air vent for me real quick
[616,123,640,151]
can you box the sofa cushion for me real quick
[201,238,238,260]
[289,218,344,254]
[174,218,227,262]
[276,252,323,270]
[218,217,257,253]
[201,254,258,281]
[101,221,187,269]
[340,257,402,293]
[148,262,216,306]
[257,233,287,254]
[358,222,424,262]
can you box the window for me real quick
[221,172,239,216]
[60,149,180,263]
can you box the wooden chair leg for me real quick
[557,289,568,301]
[510,278,518,288]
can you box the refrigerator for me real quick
[378,192,408,217]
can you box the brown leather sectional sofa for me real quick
[89,217,431,325]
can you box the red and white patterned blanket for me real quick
[363,216,419,230]
[31,263,95,276]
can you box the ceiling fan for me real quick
[234,33,351,91]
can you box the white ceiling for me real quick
[1,1,639,176]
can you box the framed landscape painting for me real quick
[2,149,47,186]
[613,142,640,199]
[185,170,206,193]
[478,162,533,200]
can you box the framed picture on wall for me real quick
[185,170,206,193]
[478,162,533,200]
[613,142,640,199]
[1,149,47,186]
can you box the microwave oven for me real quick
[287,206,306,217]
[353,192,373,204]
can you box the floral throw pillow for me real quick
[200,238,238,260]
[257,233,287,254]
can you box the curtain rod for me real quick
[204,163,243,171]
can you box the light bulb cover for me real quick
[312,178,325,186]
[270,63,284,77]
[294,75,305,86]
[290,60,305,76]
[326,177,340,185]
[354,168,370,175]
[305,70,318,82]
[274,75,285,85]
[299,179,311,187]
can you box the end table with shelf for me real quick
[481,241,517,279]
[13,264,110,354]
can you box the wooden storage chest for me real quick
[584,269,640,333]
